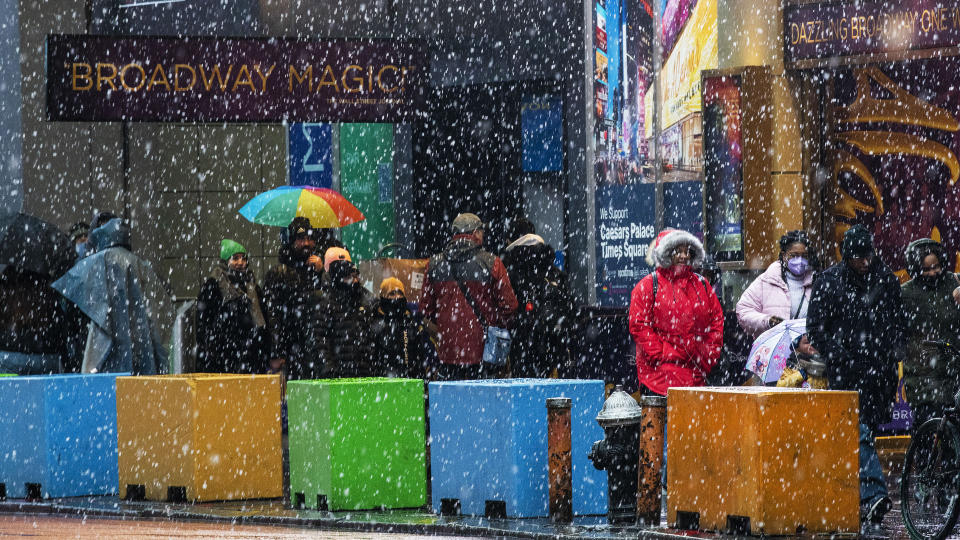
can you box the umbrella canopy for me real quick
[238,185,365,228]
[0,212,75,278]
[745,318,807,384]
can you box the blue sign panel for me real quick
[595,182,657,307]
[288,123,333,187]
[521,95,563,172]
[664,180,704,238]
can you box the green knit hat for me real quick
[220,239,247,261]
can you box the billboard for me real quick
[595,182,657,306]
[645,0,717,137]
[702,75,744,262]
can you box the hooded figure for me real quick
[369,277,438,378]
[52,218,172,375]
[807,223,904,525]
[901,238,960,425]
[628,229,724,395]
[195,239,270,374]
[502,233,576,378]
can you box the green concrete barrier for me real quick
[288,377,426,511]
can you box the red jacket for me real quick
[420,235,518,365]
[628,265,724,395]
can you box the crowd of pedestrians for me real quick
[4,207,960,527]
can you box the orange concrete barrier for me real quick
[116,374,282,502]
[667,387,860,535]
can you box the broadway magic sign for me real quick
[46,35,427,122]
[785,0,960,64]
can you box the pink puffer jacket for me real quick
[735,260,813,338]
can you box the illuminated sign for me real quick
[45,35,427,122]
[785,0,960,63]
[645,0,716,136]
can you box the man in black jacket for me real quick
[262,217,328,380]
[807,224,905,528]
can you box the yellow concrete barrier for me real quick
[667,387,860,534]
[116,374,282,502]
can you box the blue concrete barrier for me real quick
[0,373,125,499]
[429,378,607,517]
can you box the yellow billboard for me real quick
[645,0,718,137]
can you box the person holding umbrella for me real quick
[262,217,330,380]
[807,224,905,528]
[196,239,270,374]
[736,230,816,339]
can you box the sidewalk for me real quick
[0,436,910,539]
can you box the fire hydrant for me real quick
[588,385,644,523]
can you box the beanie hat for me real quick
[323,246,351,272]
[841,224,874,259]
[451,213,484,234]
[646,228,705,269]
[69,221,90,243]
[379,277,405,297]
[220,239,247,261]
[288,217,314,241]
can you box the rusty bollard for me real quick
[547,397,573,523]
[637,395,667,525]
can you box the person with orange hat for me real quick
[369,277,438,378]
[628,228,724,395]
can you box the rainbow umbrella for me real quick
[238,186,365,228]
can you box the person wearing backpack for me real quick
[628,228,724,396]
[502,232,576,378]
[420,213,518,380]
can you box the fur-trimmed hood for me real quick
[644,228,705,268]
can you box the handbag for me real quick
[455,280,512,366]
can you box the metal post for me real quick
[652,4,664,231]
[637,395,667,525]
[547,397,573,523]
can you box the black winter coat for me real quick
[807,258,906,428]
[196,266,270,374]
[262,246,325,380]
[502,243,576,378]
[311,282,377,378]
[368,300,437,378]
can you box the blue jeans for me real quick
[859,423,888,505]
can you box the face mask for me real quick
[917,273,941,288]
[786,257,809,276]
[75,244,86,257]
[381,297,406,314]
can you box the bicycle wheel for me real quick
[902,418,960,540]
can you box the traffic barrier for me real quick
[667,387,860,535]
[116,374,282,502]
[0,373,124,499]
[429,378,607,518]
[288,377,426,511]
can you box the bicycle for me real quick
[901,340,960,540]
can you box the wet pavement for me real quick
[0,491,912,540]
[0,436,920,539]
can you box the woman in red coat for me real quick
[629,229,724,395]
